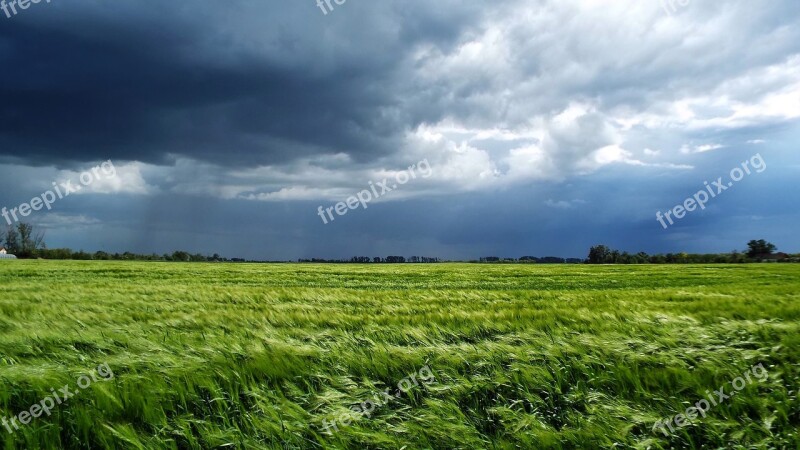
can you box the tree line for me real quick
[586,240,796,264]
[1,223,45,258]
[2,223,242,262]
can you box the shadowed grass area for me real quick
[0,261,798,449]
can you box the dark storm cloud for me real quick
[0,0,492,168]
[0,24,384,167]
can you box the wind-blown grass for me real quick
[0,261,798,449]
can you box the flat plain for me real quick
[0,261,798,449]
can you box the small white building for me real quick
[0,247,6,254]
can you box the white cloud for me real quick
[57,161,152,196]
[680,143,725,154]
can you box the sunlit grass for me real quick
[0,261,798,449]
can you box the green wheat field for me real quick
[0,261,798,449]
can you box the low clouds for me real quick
[0,0,798,257]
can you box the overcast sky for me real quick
[0,0,798,260]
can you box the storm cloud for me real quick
[0,0,798,259]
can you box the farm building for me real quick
[0,247,17,259]
[760,252,790,262]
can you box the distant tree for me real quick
[15,223,45,258]
[747,240,777,258]
[37,248,72,259]
[72,250,92,260]
[536,257,565,264]
[4,225,20,254]
[649,254,666,264]
[587,245,611,264]
[172,251,190,262]
[729,250,746,263]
